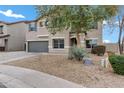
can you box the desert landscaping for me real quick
[0,5,124,88]
[4,53,124,88]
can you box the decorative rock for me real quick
[100,57,109,68]
[100,59,105,67]
[105,57,109,68]
[83,58,93,65]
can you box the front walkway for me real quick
[0,65,82,88]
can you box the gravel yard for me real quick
[4,54,124,88]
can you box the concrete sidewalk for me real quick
[0,65,83,88]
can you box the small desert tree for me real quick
[36,5,118,48]
[105,6,124,54]
[118,15,124,54]
[117,6,124,54]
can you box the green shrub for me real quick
[68,46,87,61]
[109,55,124,75]
[91,45,106,56]
[91,46,97,54]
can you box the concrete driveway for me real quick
[0,51,37,64]
[0,51,83,88]
[0,65,82,88]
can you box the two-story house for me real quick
[0,18,103,53]
[25,18,103,54]
[0,21,30,51]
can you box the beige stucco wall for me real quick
[7,23,27,51]
[0,39,5,47]
[26,27,49,41]
[26,19,103,54]
[85,22,103,45]
[26,20,70,54]
[48,30,70,54]
[26,19,49,41]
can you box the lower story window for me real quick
[53,39,64,49]
[86,39,97,48]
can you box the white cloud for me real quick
[0,9,25,19]
[103,20,107,25]
[103,20,119,25]
[103,40,111,43]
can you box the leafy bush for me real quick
[68,46,87,61]
[96,45,106,56]
[91,46,97,54]
[109,55,124,75]
[91,45,106,56]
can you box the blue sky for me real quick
[0,5,119,43]
[0,5,37,22]
[103,25,119,43]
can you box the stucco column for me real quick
[80,34,86,48]
[25,42,28,52]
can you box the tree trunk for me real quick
[122,35,124,54]
[118,27,123,54]
[118,16,124,54]
[76,32,81,48]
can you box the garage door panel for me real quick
[28,41,48,52]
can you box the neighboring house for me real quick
[104,43,119,53]
[0,21,30,51]
[25,18,103,54]
[0,18,103,53]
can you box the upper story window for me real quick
[29,22,37,31]
[53,39,64,49]
[0,25,3,34]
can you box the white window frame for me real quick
[86,38,98,48]
[53,39,64,49]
